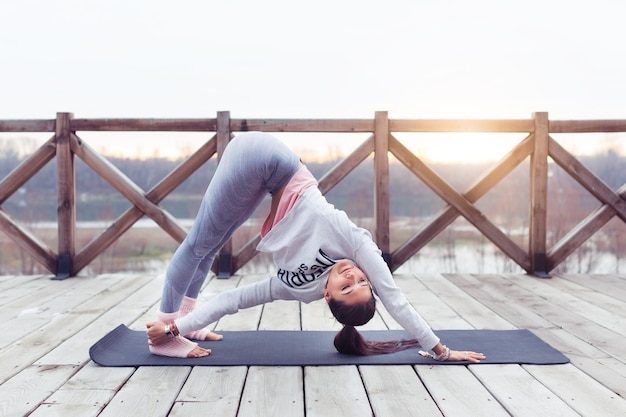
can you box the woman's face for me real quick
[324,259,373,305]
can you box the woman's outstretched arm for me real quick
[354,239,485,362]
[147,277,298,347]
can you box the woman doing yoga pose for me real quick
[146,132,485,363]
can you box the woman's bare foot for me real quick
[186,328,224,341]
[205,330,223,341]
[187,345,211,358]
[148,335,211,358]
[147,321,212,358]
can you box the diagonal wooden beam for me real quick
[390,134,534,270]
[388,135,531,272]
[548,136,626,222]
[69,133,187,242]
[547,184,626,270]
[318,134,375,195]
[72,135,218,274]
[0,135,56,204]
[0,208,57,273]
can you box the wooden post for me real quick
[529,112,550,277]
[216,111,233,278]
[374,111,391,267]
[54,112,75,279]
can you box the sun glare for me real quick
[39,130,625,164]
[394,133,525,164]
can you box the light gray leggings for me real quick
[160,132,300,313]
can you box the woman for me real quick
[146,132,485,363]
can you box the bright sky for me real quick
[1,0,625,162]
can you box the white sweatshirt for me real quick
[177,185,440,350]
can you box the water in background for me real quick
[125,240,623,277]
[3,219,623,276]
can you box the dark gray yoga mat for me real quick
[89,324,569,367]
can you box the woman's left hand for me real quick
[448,349,485,362]
[421,344,486,362]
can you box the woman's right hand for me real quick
[146,321,170,346]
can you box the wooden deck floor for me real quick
[1,271,625,417]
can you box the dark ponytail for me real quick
[328,297,419,356]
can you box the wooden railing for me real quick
[1,111,625,279]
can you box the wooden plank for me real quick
[238,366,304,417]
[374,111,390,256]
[560,273,626,302]
[0,275,152,383]
[360,365,443,416]
[214,304,263,331]
[470,364,579,416]
[97,367,191,417]
[58,361,134,392]
[505,273,626,334]
[561,353,626,399]
[36,274,161,366]
[0,365,79,417]
[30,388,115,417]
[447,273,563,329]
[0,274,29,284]
[55,112,75,275]
[29,363,135,417]
[0,119,55,132]
[301,299,342,331]
[5,117,625,135]
[304,366,371,417]
[373,299,403,330]
[390,118,534,133]
[530,112,549,275]
[0,275,43,301]
[393,274,472,329]
[215,111,233,273]
[230,118,375,133]
[491,274,626,362]
[417,273,517,330]
[172,366,247,417]
[448,273,626,398]
[72,117,376,133]
[213,274,264,331]
[258,300,301,330]
[0,274,68,313]
[72,118,218,131]
[550,119,626,133]
[524,364,626,416]
[416,365,509,416]
[2,274,126,349]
